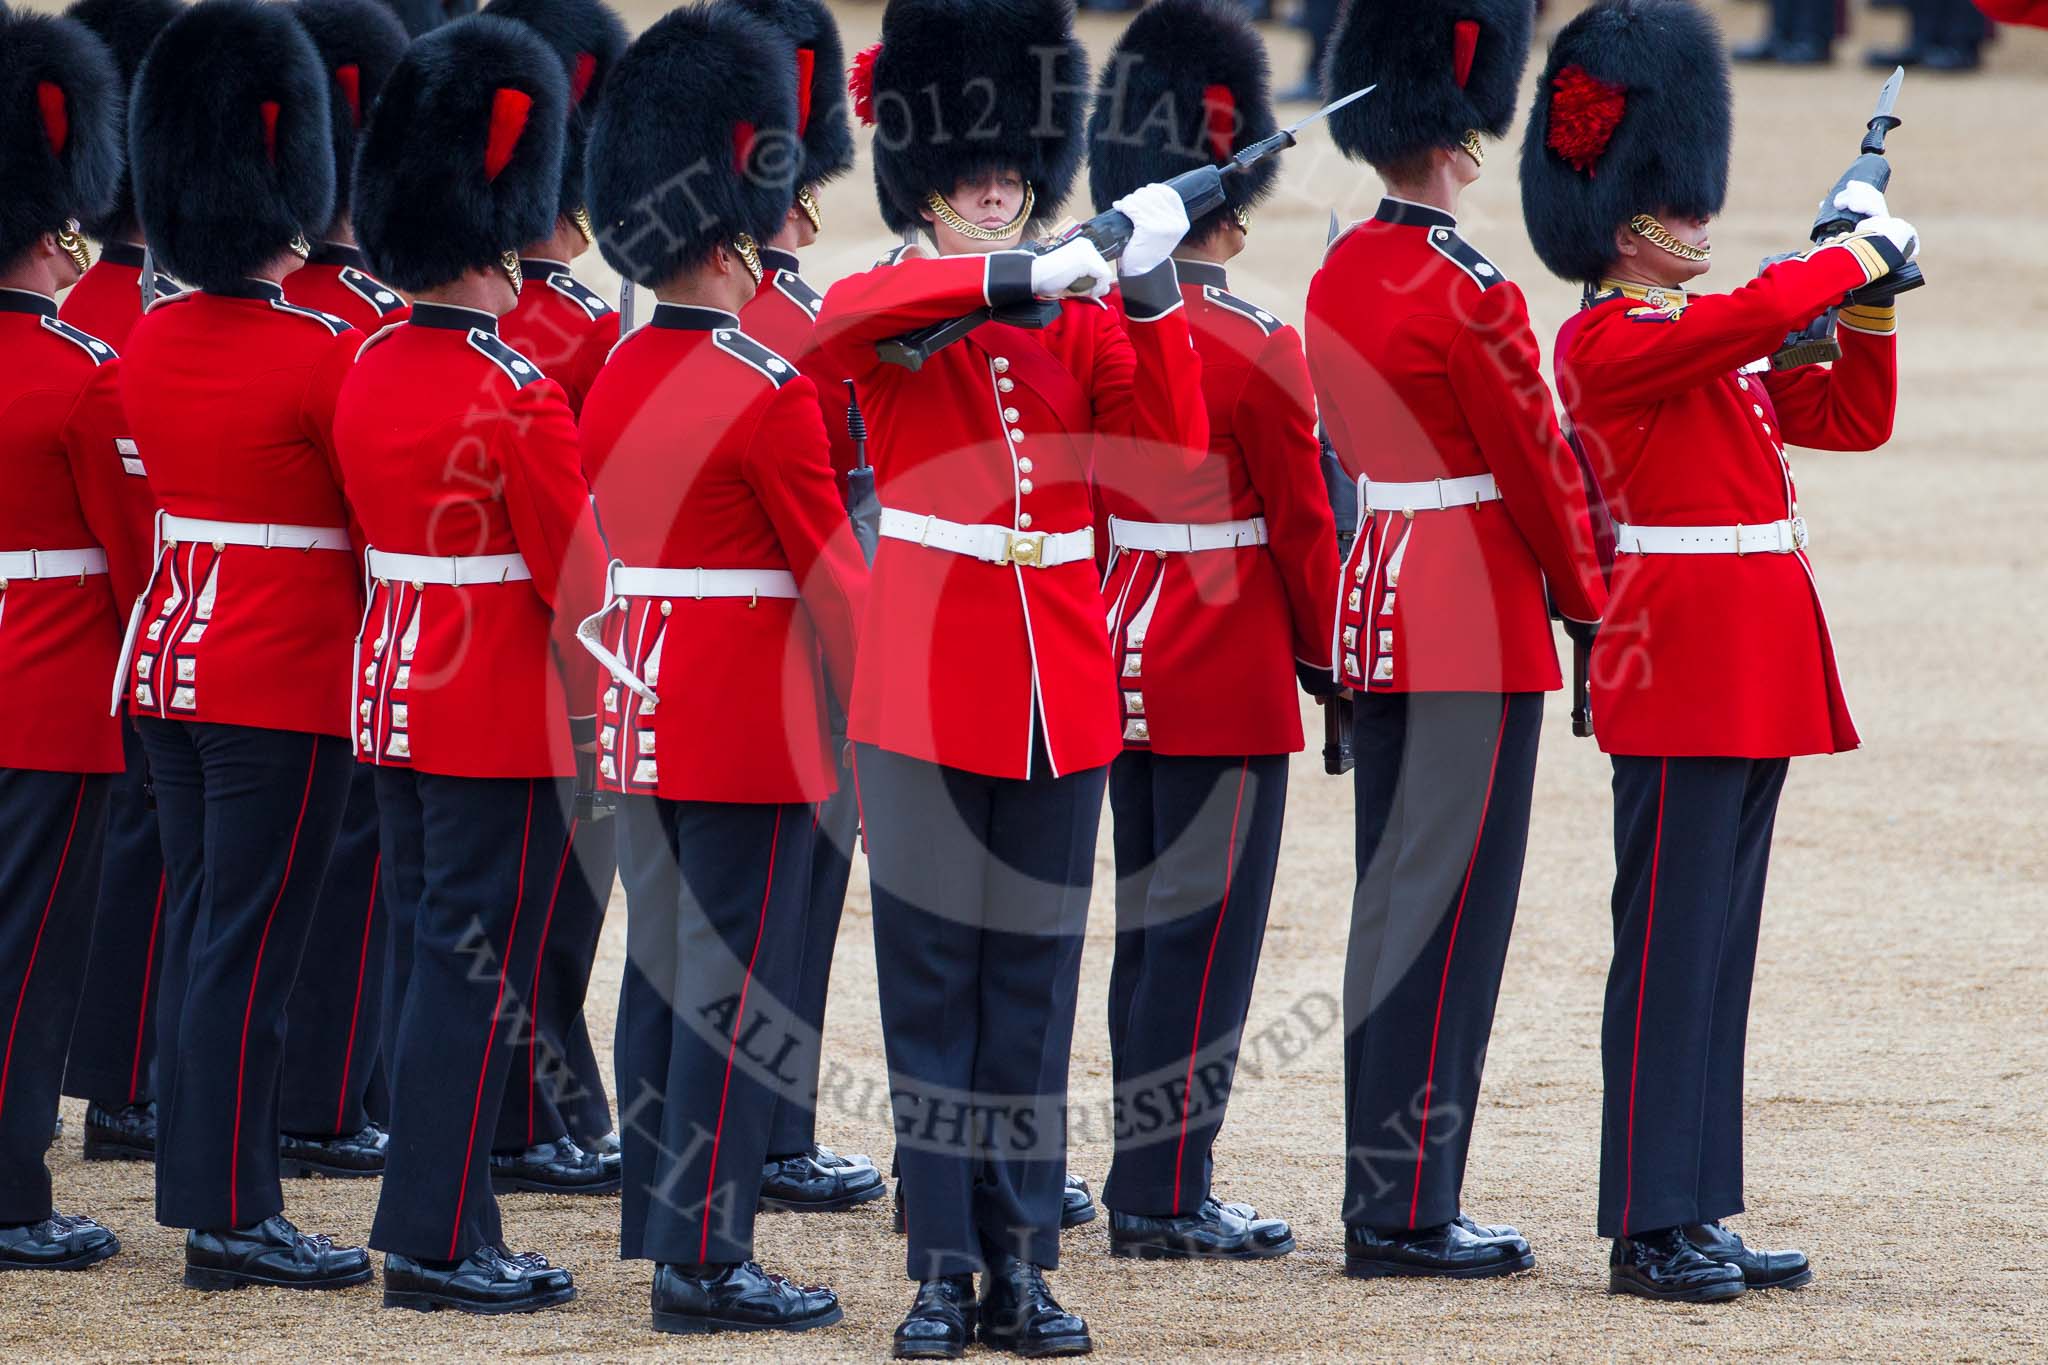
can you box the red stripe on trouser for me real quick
[526,820,579,1144]
[1408,699,1509,1228]
[333,855,381,1134]
[129,872,167,1103]
[701,808,783,1262]
[0,778,88,1118]
[229,741,323,1226]
[449,782,538,1260]
[1621,759,1669,1237]
[1170,758,1250,1214]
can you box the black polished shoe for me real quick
[1732,36,1832,63]
[760,1149,888,1212]
[384,1245,575,1314]
[1061,1175,1096,1229]
[183,1215,372,1291]
[1684,1221,1813,1290]
[652,1260,842,1335]
[0,1212,120,1270]
[489,1137,620,1194]
[1344,1219,1535,1279]
[1865,43,1927,67]
[1609,1227,1749,1303]
[280,1122,387,1179]
[1456,1210,1522,1241]
[979,1255,1091,1357]
[1109,1198,1295,1261]
[82,1101,155,1162]
[1920,44,1982,71]
[811,1142,875,1170]
[894,1274,977,1359]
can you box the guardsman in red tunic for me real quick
[816,0,1206,1352]
[483,0,625,420]
[582,8,867,1330]
[478,0,625,1188]
[0,9,129,1273]
[722,0,884,1217]
[259,0,412,1189]
[1082,0,1330,1264]
[1308,0,1607,1281]
[51,0,180,1171]
[122,0,371,1291]
[342,14,608,1312]
[1522,0,1913,1303]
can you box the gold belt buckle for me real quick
[1004,531,1045,567]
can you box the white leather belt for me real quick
[1615,517,1809,556]
[1358,473,1501,513]
[161,514,351,552]
[608,565,798,599]
[0,547,108,580]
[366,549,532,585]
[1108,516,1268,553]
[879,508,1093,569]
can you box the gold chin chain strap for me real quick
[288,232,313,260]
[1630,213,1711,263]
[796,186,822,233]
[571,205,597,246]
[55,218,93,273]
[924,185,1035,242]
[1232,205,1251,236]
[731,233,764,285]
[500,251,524,292]
[1460,130,1485,168]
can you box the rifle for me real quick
[1560,426,1616,739]
[875,85,1377,370]
[842,379,880,565]
[1317,212,1357,776]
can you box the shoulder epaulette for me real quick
[877,242,926,267]
[712,327,797,389]
[150,275,181,301]
[1201,285,1283,337]
[338,267,407,318]
[546,270,614,321]
[1424,226,1507,291]
[41,315,117,365]
[268,297,352,335]
[772,269,823,320]
[467,330,546,388]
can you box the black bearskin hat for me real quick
[352,14,566,290]
[292,0,409,226]
[586,2,796,287]
[374,0,474,37]
[0,11,121,266]
[1519,0,1730,284]
[481,0,625,223]
[61,0,180,240]
[1086,0,1277,237]
[130,0,334,291]
[1323,0,1531,167]
[722,0,853,192]
[853,0,1087,235]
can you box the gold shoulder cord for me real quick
[1629,213,1711,263]
[924,185,1036,242]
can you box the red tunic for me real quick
[579,302,868,804]
[331,302,608,779]
[58,242,180,351]
[120,282,362,737]
[283,245,411,334]
[0,291,134,773]
[1554,244,1899,758]
[1306,198,1607,696]
[739,248,857,481]
[1098,261,1338,756]
[816,247,1208,779]
[497,258,617,417]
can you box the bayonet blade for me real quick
[1871,66,1904,125]
[1282,83,1376,140]
[1327,211,1341,246]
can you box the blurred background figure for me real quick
[1867,0,1989,66]
[1737,0,1994,65]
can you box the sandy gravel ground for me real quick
[12,1,2047,1359]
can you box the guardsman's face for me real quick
[922,168,1028,255]
[1612,210,1714,288]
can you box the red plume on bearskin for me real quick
[849,40,879,125]
[1545,65,1625,173]
[63,0,183,238]
[1452,18,1478,87]
[484,85,532,179]
[1,9,122,266]
[481,0,626,218]
[720,0,854,188]
[1323,0,1531,167]
[291,0,410,222]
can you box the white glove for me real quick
[1857,214,1919,261]
[1112,183,1191,279]
[1828,180,1888,222]
[1030,236,1114,300]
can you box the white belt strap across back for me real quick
[366,548,532,585]
[1107,516,1268,554]
[1358,473,1500,514]
[575,561,801,705]
[0,547,107,581]
[162,513,351,552]
[879,507,1093,569]
[1614,517,1809,556]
